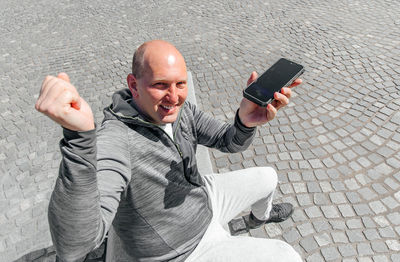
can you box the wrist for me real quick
[236,109,256,130]
[237,109,253,128]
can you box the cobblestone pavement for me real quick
[1,0,400,261]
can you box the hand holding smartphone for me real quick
[243,58,304,107]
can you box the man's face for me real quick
[128,51,188,125]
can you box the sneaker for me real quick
[247,203,294,229]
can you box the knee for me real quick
[252,166,278,192]
[260,166,278,189]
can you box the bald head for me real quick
[127,40,188,124]
[131,40,186,79]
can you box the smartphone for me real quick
[243,58,304,107]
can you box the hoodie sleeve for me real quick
[48,120,131,262]
[187,102,257,153]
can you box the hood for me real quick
[103,88,185,127]
[103,88,144,123]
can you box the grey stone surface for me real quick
[338,244,357,257]
[2,0,400,261]
[321,246,341,261]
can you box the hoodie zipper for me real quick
[137,118,183,158]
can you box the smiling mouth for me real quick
[160,105,176,110]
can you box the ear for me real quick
[127,74,138,98]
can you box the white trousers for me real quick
[186,167,303,262]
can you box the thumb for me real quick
[247,71,258,86]
[57,72,70,83]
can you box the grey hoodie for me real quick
[49,89,256,261]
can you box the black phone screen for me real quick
[245,58,304,103]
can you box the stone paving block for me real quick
[358,188,377,201]
[249,226,266,239]
[338,244,357,257]
[313,193,330,206]
[264,223,282,238]
[321,205,340,219]
[291,209,307,223]
[345,178,360,190]
[304,206,323,219]
[299,236,318,253]
[297,222,315,237]
[391,254,400,262]
[283,228,301,243]
[386,212,400,225]
[355,173,372,186]
[384,177,400,190]
[346,218,363,229]
[379,227,397,238]
[307,182,321,193]
[330,192,347,204]
[371,241,389,253]
[311,220,330,233]
[374,216,391,227]
[321,246,341,261]
[242,159,256,169]
[386,157,400,169]
[369,200,388,214]
[241,149,254,159]
[319,181,333,193]
[346,229,366,242]
[395,191,400,202]
[301,171,315,181]
[293,182,307,193]
[296,194,312,206]
[338,204,356,217]
[386,239,400,251]
[314,232,332,247]
[331,180,346,191]
[306,252,324,262]
[227,153,242,164]
[372,183,388,195]
[364,228,380,241]
[331,231,349,243]
[288,172,301,182]
[358,243,374,256]
[215,157,229,168]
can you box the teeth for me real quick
[161,105,174,110]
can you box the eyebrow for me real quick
[152,79,187,83]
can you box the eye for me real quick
[152,82,168,89]
[177,81,187,89]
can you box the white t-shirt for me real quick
[159,123,174,141]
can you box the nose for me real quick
[167,84,179,104]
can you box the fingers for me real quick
[57,72,70,83]
[37,73,71,105]
[247,71,258,86]
[35,74,80,114]
[273,91,290,109]
[266,104,277,121]
[280,87,292,99]
[36,76,58,110]
[289,78,302,88]
[272,79,299,110]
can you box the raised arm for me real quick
[36,73,130,261]
[191,72,302,153]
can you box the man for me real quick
[35,40,303,261]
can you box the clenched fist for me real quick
[35,73,95,131]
